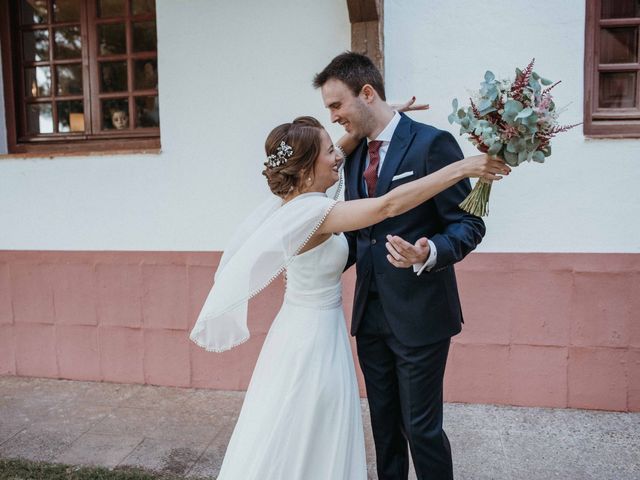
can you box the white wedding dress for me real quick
[216,232,367,480]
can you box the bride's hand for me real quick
[461,154,511,181]
[391,96,430,113]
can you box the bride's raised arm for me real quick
[318,152,509,235]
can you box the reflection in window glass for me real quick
[27,103,54,134]
[54,26,82,59]
[132,0,155,15]
[98,23,126,55]
[98,0,125,18]
[25,66,52,97]
[53,0,81,22]
[57,100,84,132]
[20,0,48,24]
[601,0,640,19]
[600,27,638,64]
[599,72,637,108]
[100,61,127,92]
[133,21,156,52]
[134,59,157,90]
[135,96,159,128]
[22,29,49,62]
[56,64,83,95]
[102,98,129,130]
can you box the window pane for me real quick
[26,103,53,134]
[102,98,129,130]
[132,0,155,15]
[600,27,638,63]
[601,0,640,19]
[132,21,156,52]
[20,0,48,24]
[98,0,125,18]
[56,64,83,95]
[53,0,81,23]
[100,61,127,92]
[135,96,159,128]
[98,23,126,55]
[134,59,157,90]
[22,29,49,61]
[57,100,84,132]
[599,72,637,108]
[25,66,51,97]
[54,26,82,59]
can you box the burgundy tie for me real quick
[364,140,383,198]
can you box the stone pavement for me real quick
[0,376,638,480]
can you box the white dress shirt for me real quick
[365,111,437,275]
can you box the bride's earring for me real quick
[307,177,312,185]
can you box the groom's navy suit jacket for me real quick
[344,113,485,346]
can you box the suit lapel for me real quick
[375,114,416,197]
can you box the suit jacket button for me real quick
[371,239,377,245]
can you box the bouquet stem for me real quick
[459,178,492,217]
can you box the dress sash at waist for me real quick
[283,282,342,310]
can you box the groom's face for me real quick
[321,79,372,138]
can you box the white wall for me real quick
[385,0,640,253]
[4,0,637,254]
[0,0,350,250]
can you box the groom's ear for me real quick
[360,84,377,103]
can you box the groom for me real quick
[314,52,484,480]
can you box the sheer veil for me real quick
[189,174,343,352]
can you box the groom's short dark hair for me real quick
[313,51,386,101]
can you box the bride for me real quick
[189,115,509,479]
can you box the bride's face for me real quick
[311,129,343,192]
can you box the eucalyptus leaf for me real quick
[478,99,492,111]
[503,150,518,166]
[515,107,534,119]
[532,150,545,163]
[517,150,528,164]
[488,141,503,155]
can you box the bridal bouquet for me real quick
[448,59,579,216]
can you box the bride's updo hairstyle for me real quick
[262,116,324,197]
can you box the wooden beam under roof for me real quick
[346,0,384,75]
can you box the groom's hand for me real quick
[385,235,430,268]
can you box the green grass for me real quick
[0,458,209,480]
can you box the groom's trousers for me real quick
[356,292,453,480]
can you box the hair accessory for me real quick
[266,141,294,168]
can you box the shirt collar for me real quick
[368,110,401,144]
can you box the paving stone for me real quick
[449,429,510,480]
[88,406,220,443]
[0,424,26,448]
[0,376,638,480]
[120,437,210,475]
[0,425,85,462]
[444,402,500,431]
[185,416,236,479]
[501,430,639,480]
[176,388,244,416]
[55,432,144,468]
[125,384,196,410]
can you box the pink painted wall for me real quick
[0,251,638,412]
